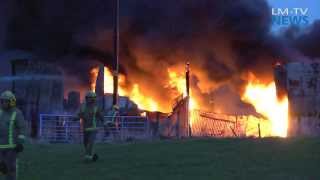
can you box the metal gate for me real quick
[39,114,150,143]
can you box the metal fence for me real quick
[190,110,267,138]
[190,110,240,137]
[39,114,150,143]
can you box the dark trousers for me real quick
[0,150,17,180]
[83,131,97,156]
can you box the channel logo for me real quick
[272,8,309,26]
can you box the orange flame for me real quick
[167,69,199,110]
[129,84,158,111]
[102,67,158,111]
[168,70,187,96]
[90,66,200,113]
[167,69,199,126]
[103,67,126,96]
[91,66,288,137]
[90,67,99,92]
[242,74,288,137]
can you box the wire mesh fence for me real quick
[190,110,269,138]
[39,114,150,143]
[190,110,240,137]
[39,110,269,143]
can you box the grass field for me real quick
[15,138,320,180]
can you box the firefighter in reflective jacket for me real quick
[105,105,119,126]
[0,91,26,180]
[75,91,104,162]
[104,105,120,138]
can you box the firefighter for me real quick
[109,105,119,124]
[75,91,104,162]
[0,91,26,180]
[104,105,120,139]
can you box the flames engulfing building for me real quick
[95,65,140,114]
[1,1,320,139]
[275,62,320,137]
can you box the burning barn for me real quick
[94,65,140,115]
[0,50,293,140]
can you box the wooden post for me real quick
[185,62,191,137]
[258,123,261,138]
[186,62,190,97]
[11,60,16,93]
[112,0,120,107]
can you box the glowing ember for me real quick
[242,75,289,137]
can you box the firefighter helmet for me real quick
[112,105,119,110]
[85,91,97,99]
[0,90,16,107]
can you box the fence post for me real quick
[65,118,68,142]
[37,115,152,143]
[39,114,43,139]
[121,116,124,141]
[258,123,261,138]
[146,116,151,139]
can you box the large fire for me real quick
[90,66,198,112]
[129,84,159,112]
[102,67,159,111]
[167,69,199,126]
[242,74,289,137]
[167,69,199,110]
[90,66,288,137]
[103,67,127,96]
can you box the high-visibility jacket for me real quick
[107,109,119,123]
[0,108,26,149]
[77,104,104,131]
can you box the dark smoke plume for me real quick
[2,0,318,112]
[290,20,320,59]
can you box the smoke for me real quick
[287,20,320,59]
[0,1,10,49]
[115,0,281,111]
[2,0,319,112]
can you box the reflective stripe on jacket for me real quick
[0,109,17,149]
[80,106,99,131]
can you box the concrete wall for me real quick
[0,58,64,137]
[275,62,320,137]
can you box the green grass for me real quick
[16,138,320,180]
